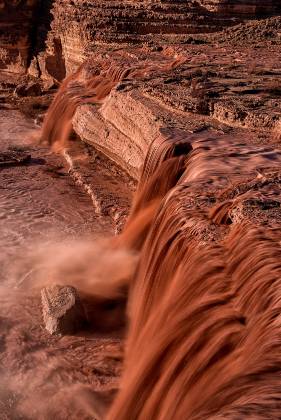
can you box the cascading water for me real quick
[40,53,186,150]
[27,53,281,419]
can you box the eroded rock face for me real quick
[2,0,281,79]
[70,30,281,178]
[44,1,195,74]
[0,0,38,73]
[0,0,55,75]
[42,0,256,75]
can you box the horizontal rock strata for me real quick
[0,0,38,72]
[2,1,280,79]
[72,32,281,178]
[41,0,260,75]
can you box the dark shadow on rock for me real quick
[28,0,55,68]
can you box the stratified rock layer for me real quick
[1,0,280,78]
[0,0,38,72]
[71,28,281,178]
[43,0,219,75]
[42,0,274,75]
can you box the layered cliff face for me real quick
[42,0,225,73]
[0,0,55,76]
[41,0,245,76]
[0,0,38,73]
[39,18,280,179]
[2,0,280,79]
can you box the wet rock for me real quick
[41,285,87,335]
[0,150,31,167]
[14,82,42,97]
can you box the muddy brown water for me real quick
[0,109,129,419]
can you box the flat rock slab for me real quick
[0,150,31,167]
[41,285,87,335]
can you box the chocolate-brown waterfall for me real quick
[109,227,281,420]
[103,132,281,419]
[39,55,281,418]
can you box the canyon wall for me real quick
[1,0,280,77]
[0,0,55,76]
[41,0,239,77]
[0,0,38,73]
[45,0,279,76]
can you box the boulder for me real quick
[41,285,87,335]
[14,82,42,97]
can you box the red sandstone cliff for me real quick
[0,0,38,73]
[38,0,281,77]
[0,0,54,74]
[2,0,280,78]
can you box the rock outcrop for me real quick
[0,0,54,75]
[1,1,281,79]
[0,0,38,73]
[41,0,275,76]
[41,285,87,335]
[41,0,233,75]
[70,29,281,178]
